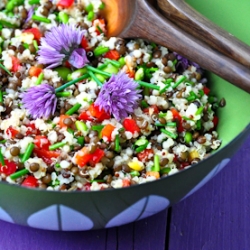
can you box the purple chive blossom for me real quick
[95,71,142,121]
[22,84,57,119]
[25,7,34,23]
[173,52,202,74]
[37,24,89,69]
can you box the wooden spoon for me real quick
[157,0,250,68]
[101,0,250,93]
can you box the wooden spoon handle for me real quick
[157,0,250,68]
[120,0,250,93]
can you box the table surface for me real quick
[0,135,249,250]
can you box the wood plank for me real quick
[168,136,250,250]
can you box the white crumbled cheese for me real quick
[203,121,214,131]
[35,119,53,132]
[125,131,133,140]
[62,131,77,145]
[47,131,58,144]
[1,109,26,131]
[60,160,71,169]
[19,32,34,44]
[18,49,35,61]
[157,133,168,143]
[100,37,117,50]
[88,163,105,180]
[18,137,34,154]
[1,28,12,39]
[163,138,175,150]
[25,157,47,179]
[111,179,123,189]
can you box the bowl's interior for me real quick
[187,0,250,148]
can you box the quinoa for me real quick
[0,0,224,191]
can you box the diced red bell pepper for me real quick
[171,109,184,133]
[6,127,19,138]
[81,36,91,51]
[93,18,106,35]
[104,50,120,60]
[11,56,21,72]
[34,135,51,150]
[122,179,131,187]
[88,104,111,121]
[22,176,39,188]
[75,147,104,167]
[143,105,159,114]
[212,116,219,128]
[0,160,17,176]
[29,66,43,77]
[91,148,105,164]
[57,0,74,8]
[101,124,115,141]
[127,70,135,79]
[23,28,42,41]
[33,148,60,165]
[26,123,40,136]
[78,111,93,121]
[123,118,140,134]
[203,86,210,95]
[137,149,154,162]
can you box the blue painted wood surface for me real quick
[0,136,249,250]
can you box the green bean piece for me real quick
[160,128,178,139]
[184,131,193,143]
[152,155,160,172]
[77,136,85,146]
[32,15,51,23]
[115,135,120,152]
[58,12,69,24]
[87,11,94,21]
[93,46,110,57]
[135,68,144,81]
[0,90,3,103]
[85,3,94,12]
[75,121,88,132]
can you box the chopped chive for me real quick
[186,80,195,86]
[160,167,171,175]
[140,100,149,108]
[0,148,5,166]
[75,121,88,132]
[105,58,120,68]
[150,42,157,49]
[182,116,193,121]
[65,103,81,115]
[55,163,61,168]
[184,131,193,143]
[0,90,3,103]
[21,143,35,163]
[115,135,120,152]
[96,25,103,34]
[87,10,95,21]
[186,95,196,102]
[152,155,160,172]
[135,142,149,153]
[160,128,178,139]
[49,142,66,151]
[155,122,165,127]
[0,140,7,144]
[0,63,12,76]
[33,39,38,51]
[90,179,105,183]
[92,125,104,133]
[164,78,173,85]
[35,72,44,85]
[88,70,103,87]
[67,128,74,134]
[28,0,40,4]
[198,90,204,97]
[22,43,29,49]
[0,20,17,28]
[166,122,177,127]
[86,65,112,77]
[143,87,150,96]
[172,75,186,88]
[56,91,71,97]
[10,169,29,180]
[93,46,109,57]
[159,83,170,94]
[77,136,84,146]
[97,63,108,70]
[130,170,140,177]
[32,15,51,23]
[196,119,201,130]
[137,81,160,90]
[55,73,89,93]
[195,106,204,115]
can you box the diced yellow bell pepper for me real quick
[128,161,144,171]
